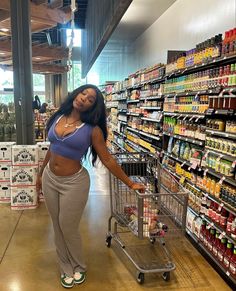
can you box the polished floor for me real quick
[0,163,232,291]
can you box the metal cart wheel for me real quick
[105,235,112,247]
[137,272,144,284]
[162,272,170,281]
[149,237,156,244]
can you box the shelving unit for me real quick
[104,48,236,284]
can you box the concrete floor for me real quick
[0,163,232,291]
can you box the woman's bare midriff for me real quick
[49,152,82,176]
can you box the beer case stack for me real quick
[0,142,16,203]
[37,141,50,202]
[10,145,39,210]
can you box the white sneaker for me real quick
[61,274,74,288]
[74,272,86,284]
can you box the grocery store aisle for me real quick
[0,163,232,291]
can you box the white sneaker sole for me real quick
[74,276,85,284]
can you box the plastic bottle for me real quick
[219,208,228,229]
[212,231,221,257]
[223,242,233,269]
[199,220,206,242]
[217,237,227,263]
[229,245,236,278]
[207,228,215,252]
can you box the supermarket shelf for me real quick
[140,106,162,110]
[119,121,127,126]
[113,130,126,139]
[188,205,199,217]
[164,112,205,119]
[127,99,140,103]
[140,95,163,101]
[205,148,236,162]
[163,132,205,146]
[141,117,162,123]
[206,129,236,140]
[127,126,139,134]
[126,140,147,152]
[186,228,236,286]
[139,130,161,141]
[201,214,236,245]
[126,112,141,116]
[163,151,192,167]
[206,167,236,187]
[111,140,126,152]
[165,54,236,79]
[163,88,221,98]
[117,109,127,114]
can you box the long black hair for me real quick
[46,84,107,165]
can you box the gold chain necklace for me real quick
[64,117,79,128]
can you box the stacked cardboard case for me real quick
[0,142,16,203]
[0,142,50,209]
[11,145,39,210]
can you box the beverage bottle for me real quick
[229,246,236,278]
[229,29,236,54]
[208,201,215,219]
[226,213,235,234]
[215,203,221,224]
[217,237,227,263]
[207,228,215,252]
[212,231,221,257]
[222,31,230,55]
[215,182,221,198]
[231,218,236,240]
[204,228,209,247]
[219,208,228,229]
[211,202,217,222]
[223,242,233,269]
[199,220,206,242]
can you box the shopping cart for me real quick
[106,152,188,284]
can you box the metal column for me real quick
[10,0,34,144]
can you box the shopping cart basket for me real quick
[106,152,188,284]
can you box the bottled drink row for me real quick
[163,95,209,113]
[205,137,236,157]
[163,117,206,141]
[166,27,236,74]
[206,119,236,133]
[164,64,236,94]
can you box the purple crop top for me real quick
[47,115,94,161]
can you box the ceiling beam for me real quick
[31,0,48,4]
[0,9,10,21]
[48,0,64,9]
[32,63,69,74]
[0,0,71,24]
[0,39,68,59]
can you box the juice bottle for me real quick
[215,203,221,224]
[207,228,215,252]
[219,208,228,229]
[223,242,233,269]
[217,237,227,263]
[229,246,236,278]
[199,220,206,242]
[204,228,209,247]
[212,231,220,257]
[226,213,235,234]
[215,182,221,198]
[210,179,216,195]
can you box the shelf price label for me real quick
[219,231,226,240]
[219,176,226,184]
[181,161,186,168]
[203,169,209,176]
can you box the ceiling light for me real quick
[0,52,6,55]
[0,28,9,32]
[35,57,41,60]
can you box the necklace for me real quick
[64,117,80,128]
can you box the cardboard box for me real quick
[37,142,50,162]
[0,142,16,162]
[11,186,38,210]
[10,166,38,186]
[0,164,11,181]
[12,145,38,166]
[0,182,11,203]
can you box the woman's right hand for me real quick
[36,175,42,193]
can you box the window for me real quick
[66,29,81,47]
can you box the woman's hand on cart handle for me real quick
[129,182,146,193]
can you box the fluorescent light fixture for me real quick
[0,28,9,32]
[35,57,41,60]
[0,52,6,55]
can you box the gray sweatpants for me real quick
[42,164,90,276]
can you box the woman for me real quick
[36,84,145,289]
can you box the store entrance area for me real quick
[0,164,231,291]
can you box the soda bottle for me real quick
[219,208,228,229]
[217,237,227,263]
[229,245,236,278]
[199,220,206,242]
[207,228,215,252]
[212,231,220,257]
[223,242,233,268]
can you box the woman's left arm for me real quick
[91,126,145,191]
